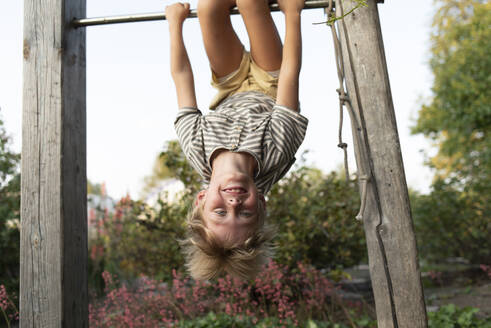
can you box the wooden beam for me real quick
[21,0,88,326]
[335,0,427,327]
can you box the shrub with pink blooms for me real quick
[0,284,18,327]
[89,261,375,327]
[88,188,189,294]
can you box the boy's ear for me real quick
[195,190,207,207]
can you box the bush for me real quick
[428,304,491,328]
[411,179,491,264]
[89,261,374,327]
[107,305,491,328]
[0,112,20,308]
[0,174,20,295]
[176,312,376,328]
[175,312,255,328]
[268,166,366,269]
[88,193,189,293]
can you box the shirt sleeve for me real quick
[269,105,309,157]
[174,107,210,180]
[174,107,202,154]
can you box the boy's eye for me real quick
[240,211,253,218]
[214,210,226,216]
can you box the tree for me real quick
[412,0,490,194]
[411,0,490,263]
[0,110,21,294]
[411,181,490,264]
[140,140,203,200]
[140,153,173,198]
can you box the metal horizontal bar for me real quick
[72,0,332,27]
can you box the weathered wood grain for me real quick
[335,1,427,327]
[21,0,87,326]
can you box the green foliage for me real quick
[412,0,491,194]
[88,194,189,290]
[140,154,174,198]
[88,180,104,195]
[428,304,491,328]
[88,142,201,290]
[410,0,490,264]
[175,312,256,328]
[268,166,366,269]
[171,306,491,328]
[0,112,20,297]
[175,312,375,328]
[315,0,368,26]
[411,179,491,263]
[158,140,203,197]
[112,197,189,281]
[88,142,199,289]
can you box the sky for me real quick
[0,0,436,200]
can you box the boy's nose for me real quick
[228,197,242,205]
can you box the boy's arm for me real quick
[167,3,197,109]
[275,0,304,112]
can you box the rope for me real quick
[325,1,369,221]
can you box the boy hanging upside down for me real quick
[166,0,308,281]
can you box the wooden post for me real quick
[21,0,88,326]
[335,1,427,327]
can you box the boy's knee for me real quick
[198,0,236,16]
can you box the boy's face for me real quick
[196,172,265,244]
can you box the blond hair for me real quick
[180,199,275,281]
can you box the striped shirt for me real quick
[174,91,309,194]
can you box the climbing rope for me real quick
[324,0,370,221]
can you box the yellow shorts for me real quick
[209,51,279,109]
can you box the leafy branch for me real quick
[313,0,368,26]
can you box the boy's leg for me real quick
[198,0,244,78]
[236,0,283,71]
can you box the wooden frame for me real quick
[20,0,427,327]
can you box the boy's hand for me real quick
[165,2,190,25]
[277,0,305,15]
